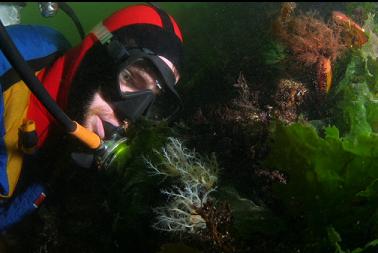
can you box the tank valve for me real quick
[38,2,59,18]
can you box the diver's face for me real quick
[83,56,179,139]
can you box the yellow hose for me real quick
[70,121,102,150]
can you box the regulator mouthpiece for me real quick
[71,126,131,170]
[95,128,131,170]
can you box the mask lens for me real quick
[146,89,181,121]
[118,59,163,95]
[115,58,181,122]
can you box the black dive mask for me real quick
[101,39,183,125]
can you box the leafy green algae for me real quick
[266,47,378,251]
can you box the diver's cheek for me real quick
[85,92,121,129]
[84,114,105,139]
[99,114,120,128]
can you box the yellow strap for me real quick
[1,81,31,198]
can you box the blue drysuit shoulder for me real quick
[0,24,71,76]
[0,25,70,231]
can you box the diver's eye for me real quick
[118,61,162,95]
[119,69,137,93]
[120,69,132,83]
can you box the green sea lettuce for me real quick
[265,46,378,250]
[266,121,378,251]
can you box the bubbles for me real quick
[0,4,23,26]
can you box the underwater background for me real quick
[3,2,378,253]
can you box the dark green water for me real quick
[21,3,196,46]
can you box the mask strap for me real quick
[148,55,183,103]
[91,22,129,62]
[91,22,113,44]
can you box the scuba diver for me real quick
[0,3,184,232]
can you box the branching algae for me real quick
[145,138,237,253]
[146,137,218,234]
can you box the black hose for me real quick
[0,20,76,132]
[146,2,161,9]
[59,2,85,40]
